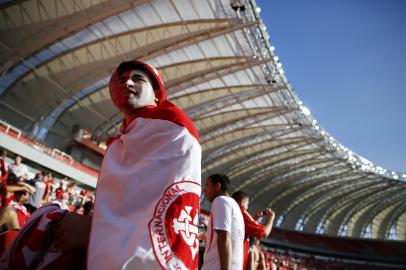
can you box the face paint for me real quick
[110,69,157,112]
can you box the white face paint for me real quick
[124,70,156,109]
[111,69,157,111]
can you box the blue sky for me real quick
[257,0,406,172]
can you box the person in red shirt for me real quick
[79,189,88,198]
[55,185,63,200]
[0,149,8,182]
[232,190,275,270]
[42,172,54,202]
[0,174,34,231]
[10,191,30,228]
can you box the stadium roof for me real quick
[1,0,405,240]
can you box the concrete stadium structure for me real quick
[0,0,405,240]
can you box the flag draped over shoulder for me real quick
[88,61,201,270]
[0,202,85,270]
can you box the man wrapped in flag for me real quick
[86,60,202,270]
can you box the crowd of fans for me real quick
[198,211,304,270]
[198,206,295,270]
[0,148,401,270]
[0,148,95,233]
[0,148,291,269]
[259,248,400,270]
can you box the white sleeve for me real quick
[212,197,232,232]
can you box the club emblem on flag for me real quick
[149,181,200,270]
[172,206,199,260]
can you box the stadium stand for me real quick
[0,120,98,187]
[264,227,406,268]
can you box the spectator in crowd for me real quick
[60,176,69,192]
[73,203,82,214]
[67,181,77,204]
[247,238,267,270]
[202,174,245,270]
[0,173,35,231]
[55,182,64,202]
[232,190,275,270]
[42,172,56,202]
[79,188,88,198]
[198,211,210,270]
[9,190,31,228]
[56,60,201,270]
[0,149,8,181]
[82,201,94,216]
[8,155,29,180]
[25,172,46,213]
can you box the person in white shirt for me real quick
[202,174,245,270]
[8,155,29,180]
[26,172,46,212]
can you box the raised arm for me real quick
[262,208,275,237]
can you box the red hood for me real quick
[107,61,199,145]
